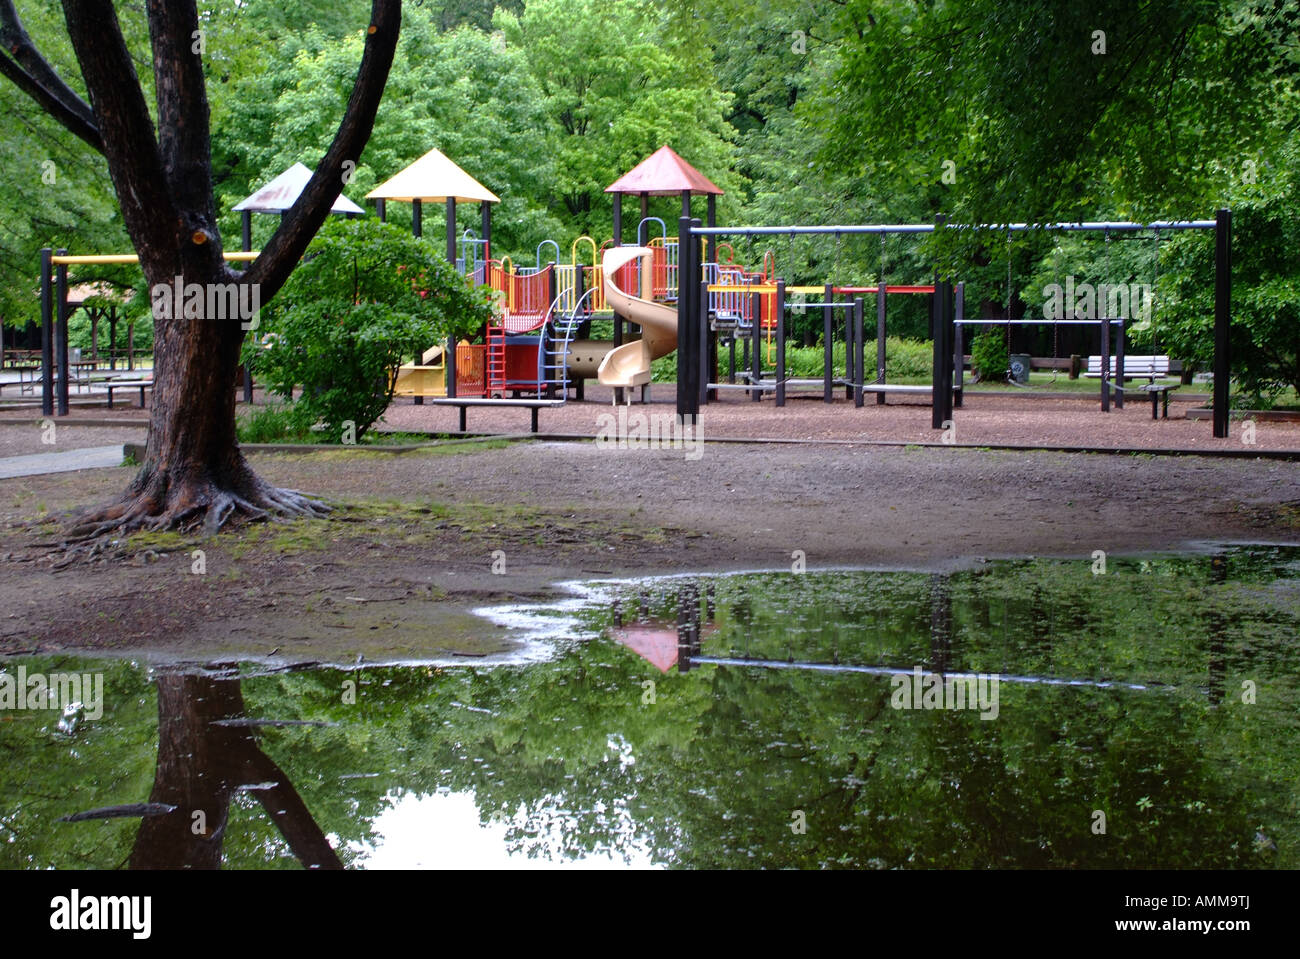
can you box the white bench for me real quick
[1085,355,1171,379]
[1086,356,1178,418]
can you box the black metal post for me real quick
[876,275,887,404]
[39,248,53,416]
[445,202,458,399]
[612,193,623,246]
[676,215,697,420]
[845,290,855,401]
[822,282,833,403]
[700,277,710,407]
[751,291,762,402]
[953,281,964,408]
[1100,313,1110,412]
[481,203,492,266]
[1214,208,1231,438]
[775,279,786,407]
[376,198,386,222]
[931,277,950,430]
[241,210,252,252]
[1115,317,1125,409]
[444,198,455,264]
[55,249,69,416]
[412,198,423,239]
[854,297,865,408]
[706,195,717,270]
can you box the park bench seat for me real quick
[420,397,566,434]
[105,378,153,408]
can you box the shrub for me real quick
[237,403,312,444]
[970,329,1009,383]
[247,218,494,442]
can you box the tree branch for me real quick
[61,0,175,278]
[243,1,402,301]
[146,0,215,220]
[0,0,102,151]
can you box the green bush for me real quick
[648,336,935,383]
[248,218,493,442]
[237,403,312,444]
[970,329,1009,383]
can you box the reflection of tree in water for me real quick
[129,669,339,870]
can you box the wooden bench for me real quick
[105,379,153,408]
[1085,355,1171,380]
[421,397,566,433]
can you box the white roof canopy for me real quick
[366,148,500,204]
[233,162,364,214]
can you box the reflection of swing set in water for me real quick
[609,572,1229,698]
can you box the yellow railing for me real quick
[49,252,259,265]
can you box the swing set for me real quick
[678,213,1233,438]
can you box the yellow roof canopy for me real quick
[366,148,500,204]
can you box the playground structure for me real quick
[27,142,1235,440]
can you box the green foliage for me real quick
[211,15,562,262]
[970,329,1009,383]
[250,219,492,442]
[237,403,313,445]
[819,0,1289,221]
[651,336,933,383]
[1155,137,1300,405]
[493,0,742,237]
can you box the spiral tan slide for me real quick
[597,246,678,390]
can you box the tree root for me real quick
[64,477,330,545]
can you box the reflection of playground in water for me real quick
[608,582,715,673]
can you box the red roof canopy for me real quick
[605,145,724,196]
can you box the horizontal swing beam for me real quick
[692,220,1217,237]
[719,284,934,295]
[836,285,933,294]
[954,318,1128,325]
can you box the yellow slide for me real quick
[597,246,678,389]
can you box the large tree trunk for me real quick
[2,0,401,536]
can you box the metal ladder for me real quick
[536,287,595,398]
[486,323,507,397]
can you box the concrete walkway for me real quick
[0,445,126,479]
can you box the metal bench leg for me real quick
[531,407,539,433]
[138,386,146,408]
[458,406,467,432]
[1151,391,1158,420]
[106,387,113,410]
